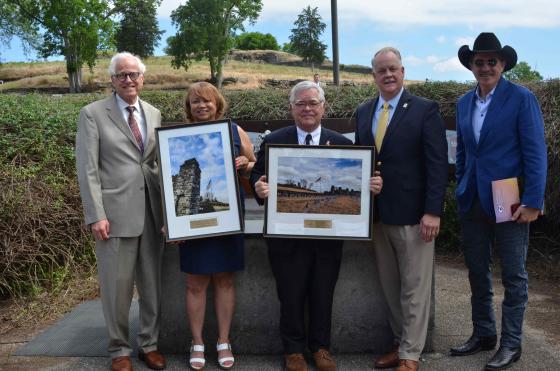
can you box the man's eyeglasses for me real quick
[294,100,323,109]
[113,72,142,81]
[473,58,499,68]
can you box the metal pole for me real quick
[331,0,340,86]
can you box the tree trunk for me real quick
[216,57,224,89]
[64,37,81,93]
[215,4,233,90]
[209,57,217,85]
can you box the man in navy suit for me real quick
[250,81,382,371]
[354,47,448,371]
[450,33,547,371]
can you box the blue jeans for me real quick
[460,200,529,348]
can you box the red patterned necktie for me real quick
[126,106,144,153]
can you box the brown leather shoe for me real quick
[138,350,166,370]
[112,356,132,371]
[374,344,399,369]
[285,353,308,371]
[396,359,419,371]
[313,349,336,371]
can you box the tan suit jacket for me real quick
[76,93,162,236]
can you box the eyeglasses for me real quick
[293,100,323,109]
[113,72,142,81]
[473,58,499,68]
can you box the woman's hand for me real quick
[235,155,250,172]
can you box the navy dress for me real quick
[178,123,245,274]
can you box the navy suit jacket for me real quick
[355,89,448,225]
[455,77,547,219]
[250,125,352,205]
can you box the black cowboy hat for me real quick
[458,32,517,71]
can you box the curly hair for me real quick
[184,82,227,123]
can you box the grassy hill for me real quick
[0,51,376,93]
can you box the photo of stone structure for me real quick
[172,158,201,216]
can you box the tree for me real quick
[0,0,115,93]
[281,42,293,53]
[504,61,543,82]
[115,0,164,58]
[235,32,279,50]
[0,1,40,61]
[289,6,327,68]
[166,0,263,88]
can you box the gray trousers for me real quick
[95,207,164,358]
[373,223,434,361]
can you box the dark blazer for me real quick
[250,124,352,205]
[455,77,547,219]
[355,89,448,225]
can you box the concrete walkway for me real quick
[2,261,559,371]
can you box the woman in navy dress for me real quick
[179,82,255,370]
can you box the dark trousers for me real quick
[460,200,529,347]
[266,238,343,354]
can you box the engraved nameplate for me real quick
[190,218,218,229]
[304,220,333,229]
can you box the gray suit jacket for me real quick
[76,93,162,237]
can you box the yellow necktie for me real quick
[375,102,390,151]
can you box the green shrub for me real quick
[1,80,559,296]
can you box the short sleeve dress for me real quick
[178,123,245,274]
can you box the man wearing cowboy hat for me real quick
[450,32,547,370]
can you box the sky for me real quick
[278,157,362,192]
[169,132,229,202]
[2,0,559,81]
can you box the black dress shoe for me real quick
[485,346,521,370]
[450,334,497,356]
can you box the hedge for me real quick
[1,80,558,296]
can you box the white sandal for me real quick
[217,342,235,370]
[189,343,205,370]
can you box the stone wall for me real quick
[172,158,201,216]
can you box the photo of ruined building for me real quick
[169,132,230,217]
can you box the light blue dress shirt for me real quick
[472,85,496,143]
[371,87,404,137]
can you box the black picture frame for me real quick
[156,119,244,241]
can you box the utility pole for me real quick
[331,0,340,86]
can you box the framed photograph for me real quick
[264,144,374,240]
[156,119,243,241]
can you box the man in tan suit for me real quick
[354,47,448,371]
[76,52,166,371]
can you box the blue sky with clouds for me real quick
[278,156,362,192]
[3,0,559,82]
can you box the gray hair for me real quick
[289,80,325,104]
[108,52,146,76]
[371,47,402,70]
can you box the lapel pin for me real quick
[403,103,408,108]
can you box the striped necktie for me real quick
[126,106,144,153]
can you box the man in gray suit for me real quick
[76,52,166,371]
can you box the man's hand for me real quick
[255,175,269,199]
[91,219,110,241]
[512,206,540,223]
[370,171,382,195]
[420,213,440,243]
